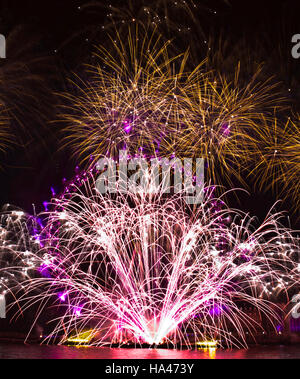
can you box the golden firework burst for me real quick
[59,26,202,164]
[59,26,288,193]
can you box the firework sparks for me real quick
[162,65,286,187]
[0,205,41,294]
[59,26,197,164]
[59,27,286,192]
[245,115,300,211]
[0,104,12,159]
[1,173,299,348]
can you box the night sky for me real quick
[0,0,299,227]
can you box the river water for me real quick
[0,344,300,359]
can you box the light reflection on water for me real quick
[0,344,299,359]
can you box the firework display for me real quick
[1,174,299,348]
[0,2,299,357]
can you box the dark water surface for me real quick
[0,344,300,359]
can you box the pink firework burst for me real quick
[1,176,299,348]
